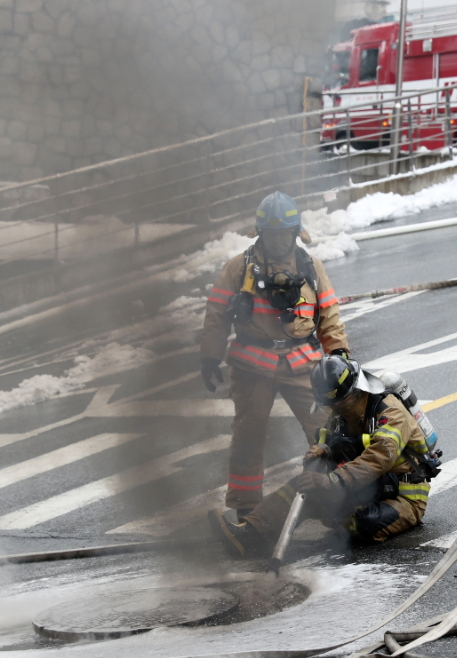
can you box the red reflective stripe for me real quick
[229,473,263,482]
[228,483,263,491]
[295,307,314,317]
[288,354,322,368]
[253,298,277,315]
[208,296,229,305]
[319,297,338,309]
[229,349,277,370]
[253,308,278,315]
[318,288,335,299]
[212,287,233,297]
[287,346,323,369]
[228,342,279,370]
[230,342,276,359]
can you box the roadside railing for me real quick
[0,82,455,270]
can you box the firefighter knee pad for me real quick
[353,502,400,539]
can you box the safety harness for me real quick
[227,244,321,350]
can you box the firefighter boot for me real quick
[236,508,254,522]
[207,508,267,558]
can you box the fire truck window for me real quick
[359,48,379,82]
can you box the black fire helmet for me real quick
[311,354,385,406]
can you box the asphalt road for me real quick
[0,216,456,655]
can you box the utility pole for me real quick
[390,0,407,175]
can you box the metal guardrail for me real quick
[0,81,455,270]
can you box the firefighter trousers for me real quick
[245,473,427,542]
[226,360,327,510]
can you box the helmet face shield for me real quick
[311,356,385,407]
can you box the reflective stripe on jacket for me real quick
[200,242,348,375]
[332,394,431,505]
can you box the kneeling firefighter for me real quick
[200,192,349,519]
[208,354,441,556]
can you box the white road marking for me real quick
[0,433,141,489]
[419,459,457,548]
[422,530,457,549]
[428,458,457,498]
[0,434,231,530]
[342,291,426,322]
[107,456,302,536]
[0,385,119,449]
[88,396,294,418]
[363,331,457,375]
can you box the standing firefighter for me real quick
[208,355,439,556]
[200,191,349,520]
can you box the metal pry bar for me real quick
[265,492,306,576]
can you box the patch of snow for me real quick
[0,343,154,415]
[171,232,254,283]
[304,232,359,261]
[302,173,457,241]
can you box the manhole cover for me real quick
[33,586,239,642]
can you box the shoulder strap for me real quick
[240,244,256,290]
[295,247,318,292]
[365,390,404,434]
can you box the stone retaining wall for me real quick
[0,0,336,180]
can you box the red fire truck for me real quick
[321,8,457,151]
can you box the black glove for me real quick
[331,348,349,359]
[201,357,223,393]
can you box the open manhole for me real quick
[32,586,239,642]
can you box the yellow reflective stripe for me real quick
[285,209,298,216]
[362,433,371,449]
[399,482,430,502]
[393,455,407,467]
[318,428,329,444]
[338,368,349,385]
[276,484,295,507]
[413,439,429,454]
[373,424,405,455]
[256,210,266,217]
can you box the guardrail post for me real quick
[54,217,59,262]
[407,99,414,172]
[346,110,351,185]
[445,89,453,161]
[390,100,402,176]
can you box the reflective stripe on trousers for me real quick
[398,481,430,502]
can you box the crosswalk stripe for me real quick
[419,458,457,548]
[107,456,302,536]
[428,458,457,497]
[0,386,119,450]
[0,433,141,490]
[89,397,294,417]
[422,530,457,550]
[0,434,231,530]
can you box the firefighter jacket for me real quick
[325,392,430,504]
[200,241,348,375]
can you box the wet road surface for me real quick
[0,218,455,655]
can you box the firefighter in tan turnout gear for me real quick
[200,191,349,520]
[208,355,439,557]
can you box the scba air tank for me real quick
[379,371,438,452]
